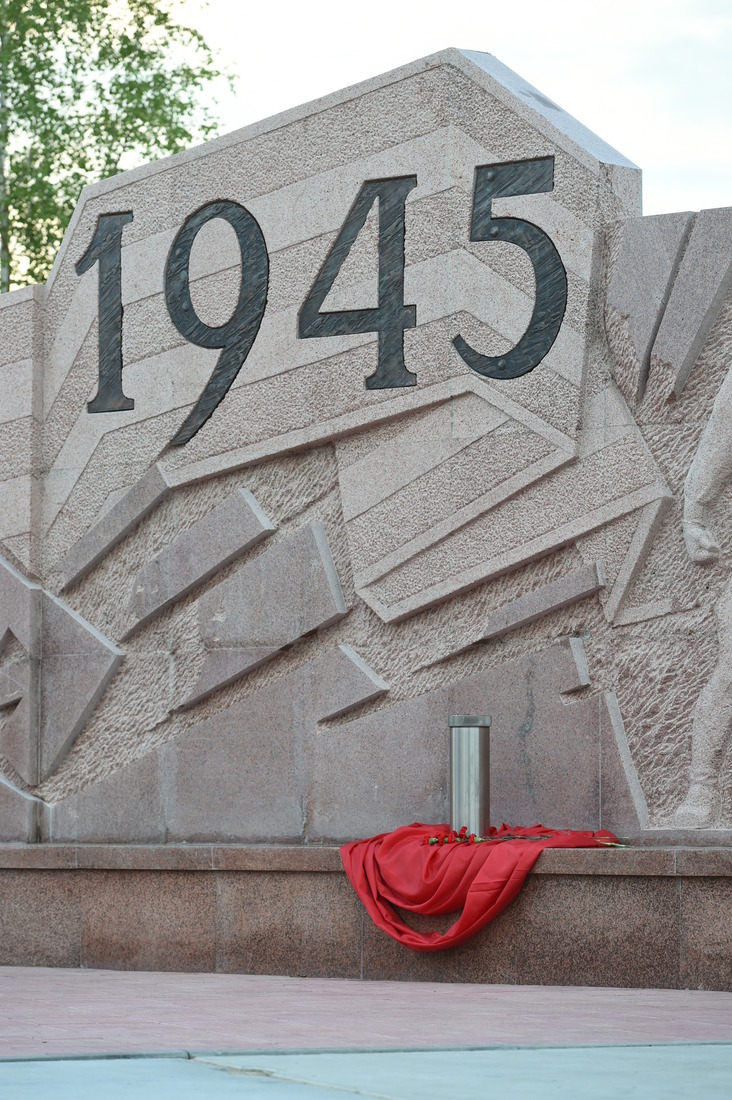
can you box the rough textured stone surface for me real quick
[307,638,642,841]
[358,383,670,622]
[0,287,43,576]
[125,487,275,635]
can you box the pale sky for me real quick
[178,0,732,216]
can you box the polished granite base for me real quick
[1,844,731,990]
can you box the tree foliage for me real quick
[0,0,223,291]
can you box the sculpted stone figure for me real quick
[675,367,732,826]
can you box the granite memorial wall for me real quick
[1,48,731,846]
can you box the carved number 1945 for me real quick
[77,156,567,446]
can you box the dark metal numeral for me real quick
[77,212,134,413]
[298,176,418,389]
[165,200,269,446]
[453,157,567,380]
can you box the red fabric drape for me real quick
[341,823,617,952]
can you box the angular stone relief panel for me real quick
[0,557,41,785]
[417,561,605,668]
[306,638,644,841]
[183,522,347,706]
[359,384,671,622]
[0,286,43,577]
[645,208,732,410]
[40,593,123,779]
[308,644,389,722]
[57,462,173,589]
[0,553,123,808]
[337,386,574,596]
[124,487,275,636]
[0,643,36,782]
[44,646,388,843]
[605,211,693,408]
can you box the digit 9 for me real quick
[164,200,269,446]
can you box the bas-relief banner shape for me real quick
[0,48,728,841]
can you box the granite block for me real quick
[125,487,275,634]
[649,207,732,399]
[306,687,449,841]
[533,847,676,876]
[216,871,362,978]
[187,522,347,705]
[0,780,38,842]
[308,644,389,721]
[448,639,601,830]
[74,845,214,871]
[0,870,81,966]
[605,211,693,405]
[58,462,173,589]
[360,900,519,985]
[680,878,732,991]
[211,846,343,872]
[675,848,732,876]
[0,842,76,867]
[80,870,217,972]
[43,751,165,844]
[161,674,307,842]
[511,874,680,988]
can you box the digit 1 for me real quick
[165,200,269,446]
[453,157,568,380]
[76,212,135,412]
[298,176,418,389]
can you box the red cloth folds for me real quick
[341,823,617,952]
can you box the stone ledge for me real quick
[2,856,732,990]
[0,843,730,875]
[0,843,344,872]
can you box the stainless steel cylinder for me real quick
[448,714,491,836]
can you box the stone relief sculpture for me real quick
[3,49,732,844]
[675,368,732,826]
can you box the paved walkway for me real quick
[3,967,732,1058]
[2,968,732,1097]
